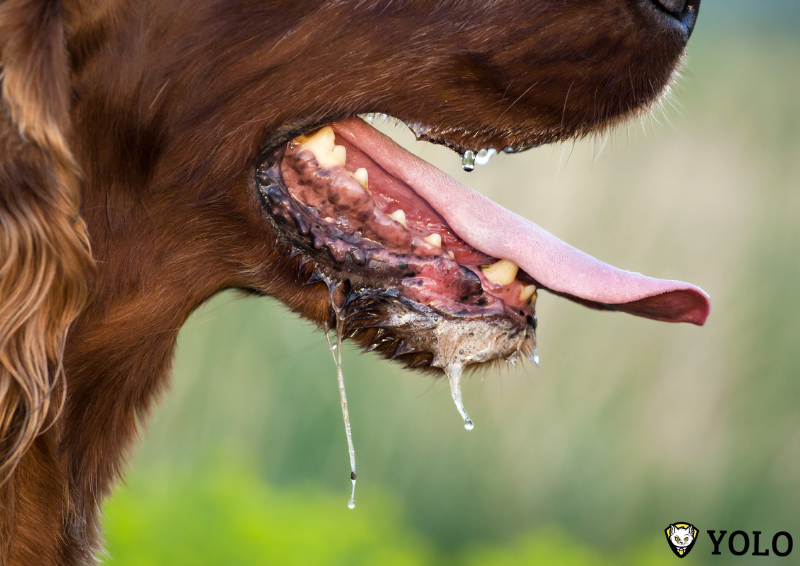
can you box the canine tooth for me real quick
[446,250,455,260]
[519,285,537,304]
[389,209,407,228]
[482,259,519,286]
[353,168,369,191]
[423,233,442,248]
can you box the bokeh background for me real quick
[102,2,800,564]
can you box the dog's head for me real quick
[0,0,706,474]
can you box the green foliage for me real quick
[104,465,437,566]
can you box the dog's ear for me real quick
[0,0,94,480]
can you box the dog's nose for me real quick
[642,0,700,39]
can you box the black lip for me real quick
[257,114,549,169]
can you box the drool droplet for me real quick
[533,352,540,366]
[348,478,356,509]
[445,363,474,430]
[461,150,475,172]
[325,287,357,510]
[475,148,496,166]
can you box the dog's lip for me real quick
[333,117,710,325]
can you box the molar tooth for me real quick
[423,233,442,248]
[389,209,408,228]
[353,168,369,192]
[519,285,537,304]
[482,259,519,286]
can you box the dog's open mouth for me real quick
[258,116,710,372]
[258,116,709,503]
[257,116,709,372]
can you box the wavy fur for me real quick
[0,0,93,482]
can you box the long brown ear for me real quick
[0,0,94,480]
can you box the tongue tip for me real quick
[612,287,711,326]
[554,286,710,326]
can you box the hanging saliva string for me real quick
[325,281,357,509]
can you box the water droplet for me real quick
[475,148,496,166]
[502,147,515,154]
[347,478,356,509]
[461,150,475,172]
[445,363,474,431]
[364,113,375,124]
[533,353,540,366]
[325,285,357,509]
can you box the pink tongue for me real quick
[333,118,710,325]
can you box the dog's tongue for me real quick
[333,118,710,325]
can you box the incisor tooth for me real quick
[423,233,442,248]
[389,209,407,228]
[353,168,369,191]
[519,285,537,304]
[482,259,519,286]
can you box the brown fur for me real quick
[0,0,696,563]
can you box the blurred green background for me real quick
[102,2,800,564]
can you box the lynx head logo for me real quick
[666,523,698,558]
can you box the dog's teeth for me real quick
[423,233,442,248]
[482,259,519,286]
[389,209,408,228]
[461,150,475,172]
[519,284,537,304]
[332,145,347,166]
[296,126,347,168]
[353,168,369,192]
[446,250,455,260]
[475,148,497,166]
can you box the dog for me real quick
[0,0,707,563]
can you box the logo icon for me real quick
[666,523,698,558]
